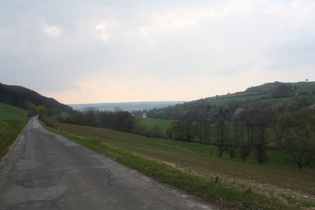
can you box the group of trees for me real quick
[132,117,164,138]
[165,120,269,163]
[27,104,47,118]
[165,106,315,169]
[59,108,166,138]
[272,107,315,169]
[58,108,134,132]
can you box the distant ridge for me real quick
[69,101,186,112]
[208,81,315,100]
[0,82,72,112]
[146,81,315,120]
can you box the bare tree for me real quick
[216,120,228,157]
[226,122,240,159]
[253,126,268,164]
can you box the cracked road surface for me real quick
[0,118,216,210]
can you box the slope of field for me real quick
[46,121,315,209]
[206,81,315,106]
[207,94,263,106]
[294,81,315,93]
[0,103,29,159]
[142,118,174,132]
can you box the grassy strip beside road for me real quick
[45,121,315,209]
[0,103,29,159]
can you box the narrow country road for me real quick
[0,118,216,210]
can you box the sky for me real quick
[1,0,315,104]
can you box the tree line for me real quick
[57,108,168,138]
[165,105,315,169]
[58,108,134,132]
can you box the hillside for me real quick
[147,81,315,120]
[0,83,72,113]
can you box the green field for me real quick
[207,94,315,107]
[142,117,314,171]
[150,137,313,170]
[294,81,315,93]
[54,112,70,119]
[46,121,315,209]
[206,95,263,106]
[204,81,315,106]
[142,118,174,132]
[0,103,29,159]
[141,118,312,170]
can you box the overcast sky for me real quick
[1,0,315,104]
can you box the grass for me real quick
[207,95,263,106]
[45,121,315,209]
[140,117,314,171]
[294,81,315,93]
[205,81,315,106]
[0,103,29,159]
[152,139,213,154]
[139,118,312,171]
[153,138,314,170]
[52,112,70,119]
[142,118,174,132]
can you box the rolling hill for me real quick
[147,81,315,120]
[0,82,72,113]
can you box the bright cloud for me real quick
[94,21,120,41]
[43,25,61,37]
[264,0,315,30]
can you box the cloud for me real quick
[94,22,111,41]
[261,0,315,74]
[93,21,120,41]
[43,25,61,37]
[1,0,315,104]
[129,3,251,43]
[264,0,315,30]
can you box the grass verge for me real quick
[0,103,29,159]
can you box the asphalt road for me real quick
[0,118,216,210]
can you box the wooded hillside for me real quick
[147,81,315,121]
[0,82,72,113]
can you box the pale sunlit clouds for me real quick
[43,25,61,37]
[1,0,314,104]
